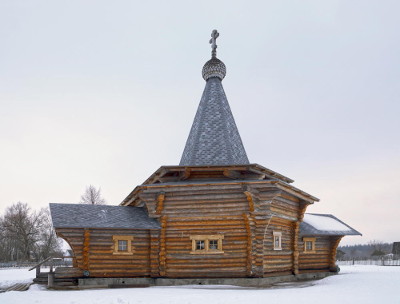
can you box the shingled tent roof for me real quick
[300,213,361,236]
[49,203,160,229]
[179,32,249,166]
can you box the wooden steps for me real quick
[34,271,79,287]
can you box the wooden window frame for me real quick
[303,237,316,254]
[273,231,282,250]
[190,235,224,254]
[112,235,134,255]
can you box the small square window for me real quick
[118,240,128,251]
[196,240,205,250]
[209,240,218,250]
[112,235,134,255]
[303,237,316,253]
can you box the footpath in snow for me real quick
[0,265,399,304]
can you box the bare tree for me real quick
[0,202,63,262]
[0,202,43,261]
[79,185,106,205]
[34,207,63,260]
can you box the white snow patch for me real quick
[303,214,351,232]
[0,268,35,288]
[1,266,400,304]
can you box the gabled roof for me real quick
[300,213,361,236]
[49,203,160,230]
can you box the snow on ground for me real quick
[0,268,36,288]
[1,265,400,304]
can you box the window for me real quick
[190,235,224,254]
[196,240,205,250]
[209,240,218,250]
[273,231,282,250]
[118,240,128,252]
[303,237,316,253]
[113,235,134,255]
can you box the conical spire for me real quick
[179,30,249,166]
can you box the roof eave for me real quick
[121,179,319,206]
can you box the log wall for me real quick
[138,182,304,278]
[298,236,333,272]
[147,187,250,278]
[263,217,294,276]
[56,228,155,278]
[55,179,326,279]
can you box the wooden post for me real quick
[244,191,255,212]
[48,272,55,288]
[150,230,160,277]
[83,229,90,271]
[159,216,167,276]
[253,217,267,278]
[243,213,253,276]
[156,192,165,215]
[330,236,343,271]
[292,221,300,275]
[36,265,40,277]
[293,205,307,275]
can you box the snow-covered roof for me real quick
[300,213,361,236]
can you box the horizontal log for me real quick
[263,271,293,277]
[163,263,246,269]
[165,268,247,274]
[89,264,149,270]
[166,253,247,259]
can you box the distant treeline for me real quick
[338,242,394,260]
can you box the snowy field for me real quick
[1,265,399,304]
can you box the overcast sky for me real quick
[1,1,399,245]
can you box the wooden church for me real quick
[50,30,360,286]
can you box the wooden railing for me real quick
[28,256,73,277]
[29,257,53,277]
[28,256,74,287]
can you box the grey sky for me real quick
[1,1,399,245]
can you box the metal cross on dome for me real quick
[209,29,219,58]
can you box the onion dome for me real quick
[202,57,226,81]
